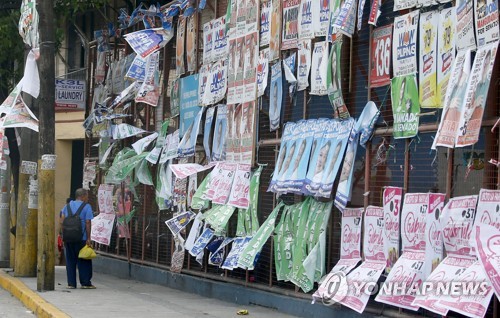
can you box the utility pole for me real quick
[37,0,56,291]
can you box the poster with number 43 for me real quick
[370,25,392,88]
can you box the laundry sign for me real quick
[55,79,86,110]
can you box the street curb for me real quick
[0,269,69,318]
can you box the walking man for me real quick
[60,188,95,289]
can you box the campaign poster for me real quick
[327,39,348,118]
[1,94,39,132]
[170,163,215,180]
[298,0,314,40]
[178,107,203,158]
[425,193,446,274]
[312,258,361,303]
[227,164,252,209]
[310,41,328,95]
[199,64,211,107]
[97,184,114,214]
[244,32,259,102]
[124,28,173,59]
[368,0,381,26]
[234,36,246,103]
[269,0,282,61]
[419,11,439,108]
[438,261,494,318]
[212,105,227,161]
[202,60,228,106]
[125,55,146,82]
[203,107,215,160]
[257,48,270,97]
[90,213,115,246]
[212,16,229,61]
[274,123,302,193]
[340,208,364,259]
[239,101,257,164]
[222,236,253,270]
[227,38,237,103]
[186,13,197,72]
[363,206,385,262]
[393,10,419,77]
[474,224,500,300]
[314,0,331,36]
[246,0,260,33]
[176,17,186,76]
[225,104,236,162]
[441,195,478,257]
[390,75,420,139]
[432,50,471,148]
[135,52,161,107]
[269,62,283,131]
[300,119,328,196]
[383,187,403,273]
[475,0,500,47]
[202,21,213,64]
[281,0,300,50]
[160,130,179,163]
[437,8,456,107]
[401,193,429,253]
[475,189,500,231]
[357,0,367,31]
[179,74,200,135]
[333,0,357,37]
[456,42,498,147]
[394,0,417,11]
[334,129,359,212]
[282,53,297,84]
[375,251,426,311]
[212,163,238,205]
[268,123,295,192]
[370,25,392,88]
[260,1,271,47]
[297,40,311,91]
[165,211,195,236]
[456,0,476,51]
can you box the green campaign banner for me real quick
[391,75,420,139]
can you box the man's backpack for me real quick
[62,203,86,243]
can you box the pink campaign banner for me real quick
[227,164,251,209]
[425,193,445,275]
[363,206,385,262]
[212,163,238,205]
[441,195,478,257]
[401,193,429,252]
[170,162,216,180]
[474,224,500,300]
[383,187,403,272]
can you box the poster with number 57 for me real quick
[370,25,392,88]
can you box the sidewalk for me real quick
[1,267,295,318]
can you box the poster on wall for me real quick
[90,213,115,246]
[269,62,283,131]
[202,60,228,106]
[281,0,300,50]
[178,107,203,157]
[186,13,197,72]
[212,16,229,61]
[456,0,476,51]
[333,0,357,37]
[475,0,500,47]
[240,101,257,164]
[257,48,270,97]
[334,128,359,212]
[392,10,419,77]
[176,17,186,76]
[313,0,330,36]
[441,195,478,256]
[179,74,200,135]
[419,11,439,108]
[270,0,282,61]
[170,78,180,117]
[474,224,500,300]
[310,41,328,95]
[437,8,456,107]
[327,39,348,118]
[370,24,392,88]
[136,52,161,107]
[268,123,295,192]
[390,75,420,139]
[297,40,311,91]
[199,64,211,106]
[393,0,417,11]
[383,187,402,273]
[456,42,498,147]
[212,105,227,162]
[368,0,381,26]
[203,21,213,64]
[432,50,471,149]
[298,0,314,40]
[260,1,271,47]
[244,32,259,102]
[203,107,215,160]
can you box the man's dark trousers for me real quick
[64,241,93,287]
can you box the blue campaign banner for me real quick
[179,74,200,135]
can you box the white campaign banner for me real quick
[313,0,331,36]
[474,0,500,47]
[202,60,228,106]
[419,11,439,108]
[297,39,311,91]
[437,8,456,107]
[97,184,114,214]
[310,41,328,95]
[474,224,500,300]
[383,187,403,273]
[441,195,478,257]
[203,21,213,64]
[170,162,216,180]
[260,1,271,47]
[456,0,476,51]
[393,10,419,77]
[212,16,229,61]
[112,123,147,140]
[257,49,270,97]
[394,0,417,11]
[227,164,251,209]
[363,206,385,262]
[91,213,115,246]
[298,0,314,40]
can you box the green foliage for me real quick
[54,0,108,18]
[0,10,24,97]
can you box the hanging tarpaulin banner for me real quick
[327,39,348,118]
[178,107,203,157]
[90,213,115,246]
[442,195,478,257]
[202,21,214,64]
[269,0,282,61]
[112,123,147,140]
[212,16,229,61]
[282,53,297,84]
[297,40,311,91]
[432,50,471,149]
[314,0,331,36]
[475,0,500,47]
[268,122,295,192]
[260,1,271,47]
[198,64,210,106]
[125,55,146,82]
[136,52,161,107]
[419,11,439,108]
[186,13,197,72]
[456,0,476,51]
[202,60,228,105]
[390,75,420,139]
[212,163,238,205]
[244,32,259,102]
[474,189,500,237]
[281,0,300,50]
[298,0,314,40]
[132,132,158,155]
[124,28,174,59]
[179,74,200,135]
[203,107,215,160]
[456,42,498,147]
[393,10,419,77]
[310,41,328,95]
[165,211,195,236]
[176,17,186,76]
[370,24,392,88]
[222,236,253,270]
[475,225,500,300]
[1,94,39,132]
[333,0,357,37]
[394,0,417,11]
[212,105,228,161]
[368,0,381,26]
[240,101,257,164]
[159,130,180,163]
[383,187,403,273]
[227,164,251,209]
[437,8,456,107]
[269,62,283,131]
[19,0,39,48]
[170,163,215,180]
[257,48,270,97]
[357,0,367,31]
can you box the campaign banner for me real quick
[186,13,197,72]
[222,236,253,270]
[176,17,186,76]
[124,28,173,59]
[19,0,39,48]
[55,79,86,110]
[270,0,282,61]
[268,123,295,192]
[226,38,237,104]
[257,48,270,97]
[170,163,215,180]
[170,79,180,118]
[270,62,283,131]
[202,60,228,106]
[419,11,439,108]
[334,128,359,211]
[425,193,446,274]
[227,164,252,209]
[357,0,367,31]
[178,107,203,157]
[159,130,180,163]
[474,224,500,300]
[438,261,494,318]
[112,123,147,140]
[394,0,417,11]
[189,227,215,257]
[310,41,328,95]
[441,195,478,257]
[97,184,114,214]
[224,104,237,162]
[179,74,200,135]
[393,10,419,77]
[202,21,213,64]
[239,101,256,164]
[125,55,146,82]
[314,0,331,36]
[340,208,364,260]
[82,160,97,189]
[475,189,500,230]
[368,0,381,26]
[298,0,314,40]
[437,8,456,107]
[260,1,271,47]
[198,64,211,106]
[433,50,471,148]
[212,104,228,161]
[401,193,429,253]
[297,40,311,91]
[475,0,500,47]
[136,51,161,107]
[281,0,300,50]
[283,53,297,84]
[370,25,392,88]
[203,107,215,160]
[212,16,229,61]
[90,213,115,246]
[364,206,385,262]
[333,0,357,37]
[132,132,158,155]
[328,39,348,118]
[391,75,419,139]
[456,0,476,51]
[165,211,195,236]
[383,187,403,273]
[272,122,304,193]
[456,42,498,147]
[1,94,39,132]
[312,258,361,303]
[244,32,259,102]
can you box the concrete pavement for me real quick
[0,287,34,317]
[1,267,295,318]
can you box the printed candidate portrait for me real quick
[289,139,308,180]
[212,116,227,161]
[323,141,343,184]
[279,141,296,181]
[312,141,330,183]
